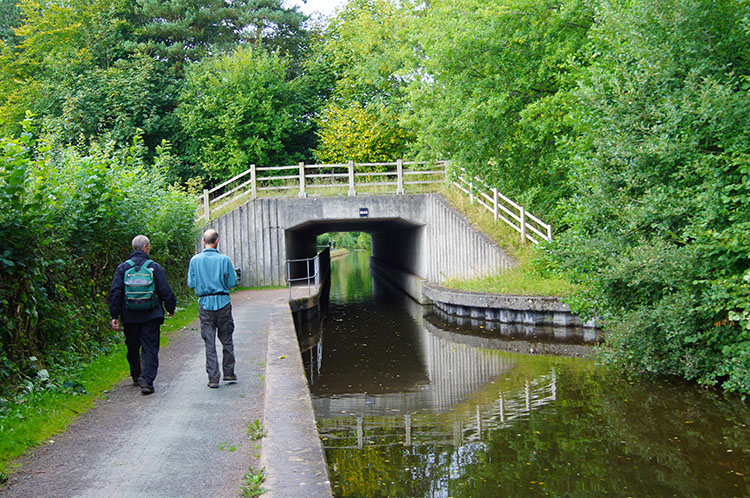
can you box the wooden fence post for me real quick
[298,162,307,198]
[250,164,257,200]
[492,188,499,222]
[520,206,526,243]
[348,161,356,196]
[396,159,405,194]
[203,189,210,224]
[469,180,474,204]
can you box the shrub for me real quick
[0,124,196,396]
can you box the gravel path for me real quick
[1,289,289,498]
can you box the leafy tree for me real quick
[0,0,21,46]
[314,101,410,163]
[135,0,308,68]
[312,0,415,162]
[177,46,305,180]
[547,0,750,394]
[404,0,594,214]
[0,0,142,137]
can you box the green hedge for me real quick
[0,123,196,397]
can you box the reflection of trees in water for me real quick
[321,371,558,498]
[330,251,372,302]
[317,251,750,498]
[322,361,750,498]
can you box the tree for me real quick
[404,0,594,214]
[177,46,303,180]
[547,0,750,394]
[314,101,410,163]
[0,0,21,46]
[311,0,416,162]
[135,0,308,68]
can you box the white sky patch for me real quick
[285,0,347,17]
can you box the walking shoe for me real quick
[141,385,155,395]
[223,375,238,383]
[132,377,140,386]
[207,382,219,389]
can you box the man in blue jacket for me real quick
[188,229,238,388]
[109,235,176,395]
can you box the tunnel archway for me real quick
[284,217,426,282]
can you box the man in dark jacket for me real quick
[109,235,177,395]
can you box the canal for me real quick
[301,251,749,497]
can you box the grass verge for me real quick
[444,266,577,297]
[440,187,577,297]
[0,295,199,478]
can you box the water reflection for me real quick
[302,252,750,498]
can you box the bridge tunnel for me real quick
[284,217,426,282]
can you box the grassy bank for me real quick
[0,296,199,480]
[440,188,577,297]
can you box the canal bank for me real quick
[263,301,332,498]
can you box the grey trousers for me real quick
[198,303,235,382]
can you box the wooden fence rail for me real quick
[451,168,552,244]
[196,160,551,244]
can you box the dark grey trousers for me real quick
[123,319,160,387]
[198,303,235,383]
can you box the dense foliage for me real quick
[0,124,196,395]
[177,47,305,180]
[547,0,750,394]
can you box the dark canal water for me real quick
[301,251,750,498]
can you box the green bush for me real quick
[0,123,196,397]
[547,0,750,395]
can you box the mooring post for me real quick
[348,161,356,196]
[203,189,210,224]
[298,162,307,198]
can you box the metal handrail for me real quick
[285,254,322,299]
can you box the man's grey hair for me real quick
[203,229,219,245]
[132,235,151,251]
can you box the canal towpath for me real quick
[1,289,332,498]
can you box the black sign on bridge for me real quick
[359,207,369,218]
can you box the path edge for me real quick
[260,305,333,497]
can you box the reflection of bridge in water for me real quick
[318,370,557,450]
[312,299,559,449]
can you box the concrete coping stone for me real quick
[422,282,572,313]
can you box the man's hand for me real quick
[167,312,174,318]
[111,319,119,330]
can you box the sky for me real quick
[285,0,347,17]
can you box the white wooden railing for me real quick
[196,161,551,244]
[451,168,552,244]
[196,160,447,222]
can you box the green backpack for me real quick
[124,259,159,310]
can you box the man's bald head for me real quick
[203,229,219,247]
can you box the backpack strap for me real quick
[125,259,135,268]
[139,259,154,271]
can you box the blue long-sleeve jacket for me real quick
[187,248,237,310]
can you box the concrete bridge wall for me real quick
[207,193,513,288]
